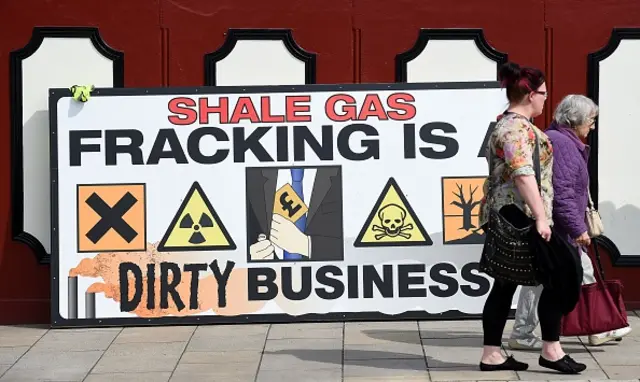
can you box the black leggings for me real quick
[482,280,562,346]
[481,204,562,346]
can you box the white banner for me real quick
[50,82,507,326]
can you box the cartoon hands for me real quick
[249,234,275,260]
[250,214,310,261]
[270,214,310,258]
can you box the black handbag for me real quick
[478,129,542,286]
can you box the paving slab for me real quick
[179,350,262,365]
[256,366,342,382]
[169,363,256,381]
[31,328,120,352]
[344,377,431,382]
[193,323,269,337]
[114,326,195,344]
[345,327,421,345]
[588,341,640,365]
[423,336,488,368]
[346,320,419,331]
[260,350,341,370]
[268,322,342,339]
[429,367,517,381]
[420,326,485,340]
[0,325,48,348]
[262,338,343,371]
[0,316,636,381]
[264,337,342,352]
[186,332,266,352]
[345,321,421,347]
[626,313,640,331]
[512,380,590,382]
[0,350,102,381]
[185,324,268,352]
[91,341,187,374]
[343,358,429,379]
[0,347,29,366]
[600,365,640,379]
[418,319,484,333]
[84,371,172,382]
[345,341,425,360]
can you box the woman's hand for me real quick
[536,218,552,241]
[575,231,591,247]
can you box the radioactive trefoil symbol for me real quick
[179,212,214,244]
[157,181,236,252]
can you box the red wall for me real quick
[1,0,639,324]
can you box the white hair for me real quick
[553,94,599,127]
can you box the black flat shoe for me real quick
[539,355,586,374]
[480,355,529,371]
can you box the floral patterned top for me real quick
[479,112,554,227]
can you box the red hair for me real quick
[499,62,545,103]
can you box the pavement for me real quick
[0,311,638,382]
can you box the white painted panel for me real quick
[407,40,497,83]
[216,40,306,86]
[597,39,640,257]
[22,37,115,255]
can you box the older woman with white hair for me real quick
[507,94,632,350]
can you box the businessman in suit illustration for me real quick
[245,166,344,262]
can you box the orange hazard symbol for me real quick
[77,183,147,253]
[441,176,486,245]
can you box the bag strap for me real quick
[591,241,607,283]
[487,133,495,199]
[587,188,595,209]
[532,130,542,192]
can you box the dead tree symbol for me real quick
[450,183,481,231]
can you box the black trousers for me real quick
[481,204,562,346]
[482,279,562,346]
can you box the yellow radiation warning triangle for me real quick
[354,177,432,247]
[158,182,236,252]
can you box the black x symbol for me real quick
[85,192,138,244]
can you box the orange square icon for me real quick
[77,184,147,253]
[441,176,486,245]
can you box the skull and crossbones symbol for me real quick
[372,203,413,240]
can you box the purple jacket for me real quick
[545,121,590,240]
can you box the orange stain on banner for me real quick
[69,243,265,317]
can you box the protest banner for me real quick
[50,81,506,327]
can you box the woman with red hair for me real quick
[478,62,586,374]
